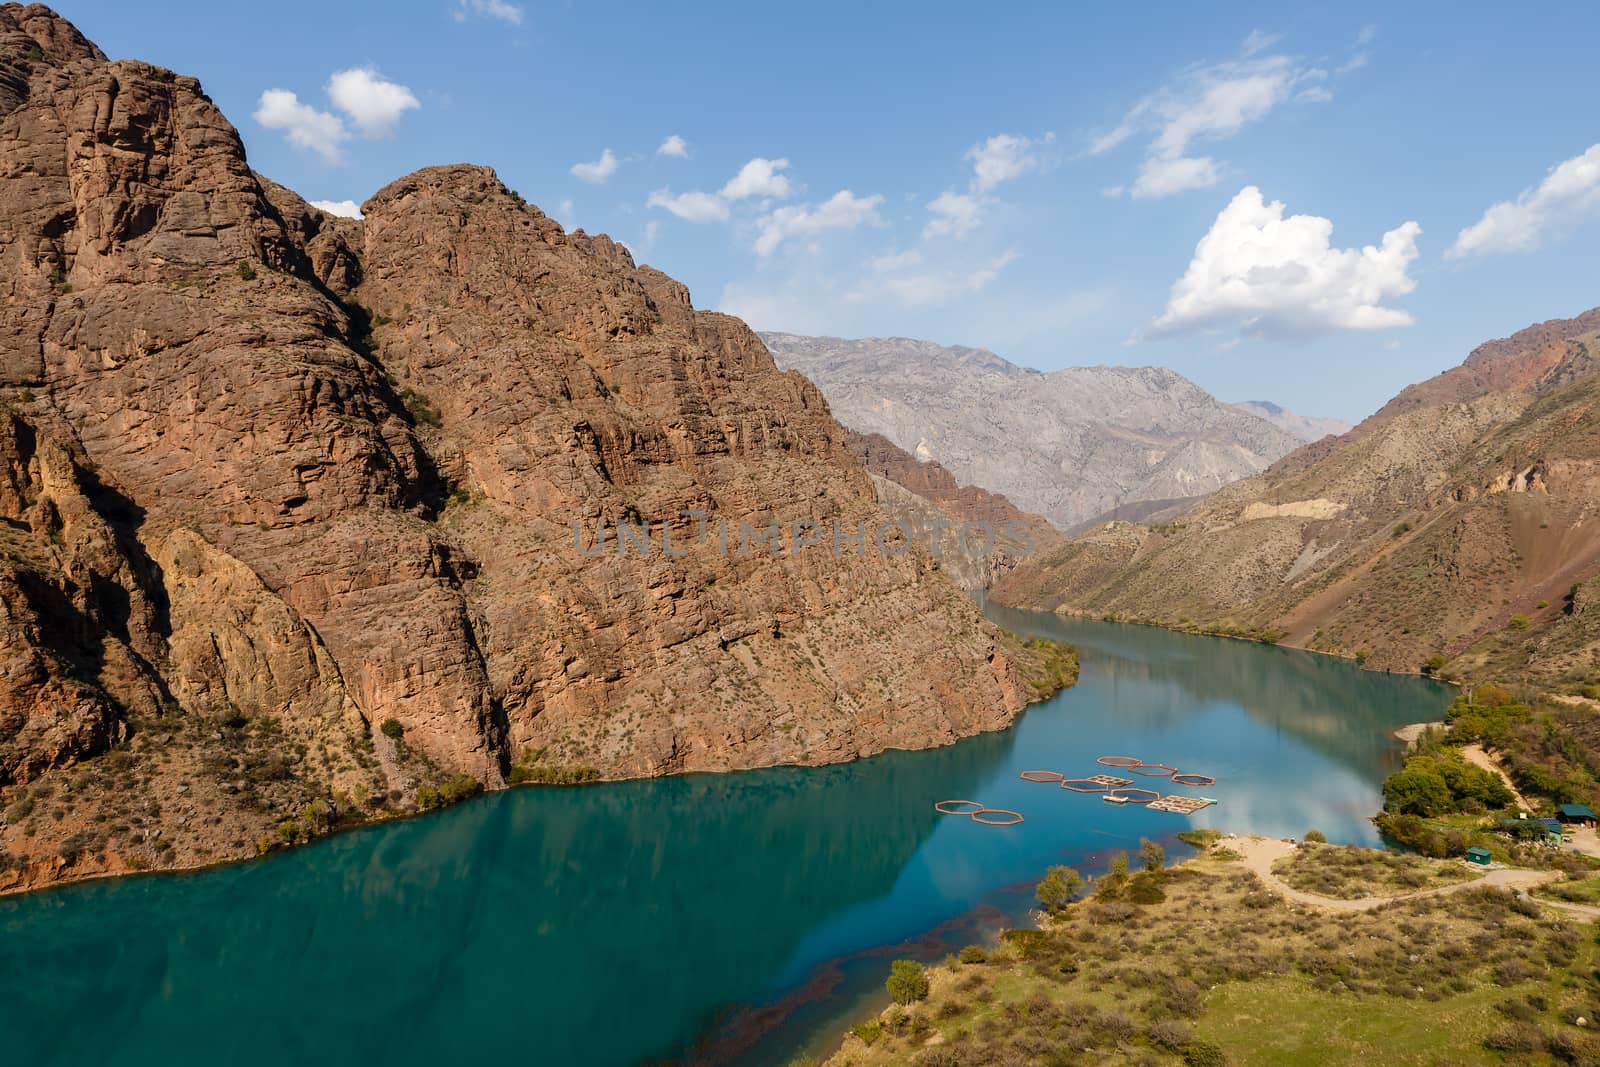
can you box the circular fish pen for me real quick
[970,808,1024,826]
[1171,773,1217,787]
[934,799,985,815]
[1106,788,1159,804]
[1096,756,1142,768]
[1129,763,1178,777]
[1019,770,1065,783]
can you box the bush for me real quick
[886,959,930,1005]
[1304,829,1327,843]
[416,773,483,810]
[1140,837,1165,871]
[958,945,987,964]
[1036,865,1084,912]
[1183,1040,1230,1067]
[380,718,404,740]
[235,260,256,281]
[1508,614,1531,632]
[849,1021,882,1046]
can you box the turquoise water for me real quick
[0,611,1450,1066]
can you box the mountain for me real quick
[0,5,1067,892]
[842,430,1062,592]
[760,332,1305,530]
[993,309,1600,690]
[1233,401,1352,443]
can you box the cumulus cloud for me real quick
[754,191,884,256]
[254,89,348,163]
[1150,186,1420,339]
[656,134,689,158]
[310,199,363,219]
[1094,45,1337,200]
[453,0,524,23]
[967,133,1051,192]
[646,188,729,222]
[1449,143,1600,258]
[868,249,923,273]
[570,148,620,184]
[720,158,792,200]
[327,68,420,136]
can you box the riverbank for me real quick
[820,835,1600,1065]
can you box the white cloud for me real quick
[922,191,985,239]
[1095,45,1341,200]
[1150,186,1420,338]
[1241,29,1280,56]
[720,157,792,200]
[453,0,524,24]
[868,249,923,273]
[1132,155,1220,199]
[753,191,883,256]
[1357,23,1378,45]
[882,251,1018,306]
[646,188,729,222]
[253,89,348,163]
[656,134,689,158]
[966,133,1050,192]
[1448,143,1600,258]
[327,68,419,137]
[570,148,620,184]
[310,199,363,219]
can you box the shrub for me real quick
[1036,865,1084,912]
[235,260,256,281]
[1140,837,1165,871]
[958,945,987,964]
[1303,829,1327,843]
[1148,1019,1194,1050]
[1183,1040,1231,1067]
[380,718,404,741]
[886,959,930,1005]
[1508,614,1531,632]
[849,1021,882,1046]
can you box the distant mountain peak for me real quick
[761,332,1304,529]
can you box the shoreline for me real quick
[1,655,1081,902]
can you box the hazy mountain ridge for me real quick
[1233,400,1352,442]
[761,332,1307,530]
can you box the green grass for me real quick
[1196,976,1509,1066]
[1535,872,1600,906]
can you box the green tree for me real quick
[1139,837,1165,872]
[885,959,929,1005]
[1036,865,1084,911]
[1303,829,1327,843]
[1382,765,1452,816]
[380,718,404,740]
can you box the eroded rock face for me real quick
[0,5,1051,890]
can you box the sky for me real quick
[59,1,1600,422]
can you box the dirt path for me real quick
[1229,836,1573,913]
[1460,743,1533,810]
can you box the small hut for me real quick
[1557,804,1598,828]
[1465,846,1492,866]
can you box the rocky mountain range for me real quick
[0,5,1070,892]
[1233,400,1351,443]
[760,332,1308,531]
[993,309,1600,690]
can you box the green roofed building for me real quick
[1557,804,1597,827]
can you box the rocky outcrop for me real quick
[761,332,1307,530]
[995,315,1600,689]
[0,5,1060,892]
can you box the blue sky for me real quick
[62,1,1600,421]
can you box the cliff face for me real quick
[994,310,1600,690]
[842,430,1062,592]
[0,5,1050,892]
[760,332,1306,530]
